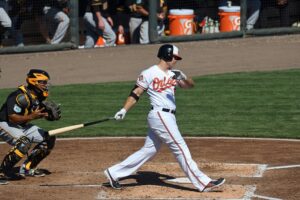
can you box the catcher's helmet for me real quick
[26,69,50,99]
[157,44,182,62]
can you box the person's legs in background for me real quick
[129,17,142,44]
[0,6,12,46]
[83,12,98,48]
[246,0,261,30]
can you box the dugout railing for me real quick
[0,0,299,54]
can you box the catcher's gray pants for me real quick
[129,17,149,44]
[43,6,70,44]
[83,12,116,48]
[0,122,46,146]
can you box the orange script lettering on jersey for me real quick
[153,77,177,92]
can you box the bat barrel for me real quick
[48,124,84,136]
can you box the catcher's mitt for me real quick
[41,101,61,121]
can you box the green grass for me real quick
[0,69,299,138]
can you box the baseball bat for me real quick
[48,117,114,136]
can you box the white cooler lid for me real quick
[169,9,194,15]
[218,6,240,12]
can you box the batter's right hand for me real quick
[114,108,127,120]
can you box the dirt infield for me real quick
[0,137,299,200]
[0,35,300,199]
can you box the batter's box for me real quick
[97,162,263,200]
[99,184,256,200]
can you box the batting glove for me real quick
[172,69,187,80]
[114,108,127,120]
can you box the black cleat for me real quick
[0,175,9,185]
[202,178,226,192]
[2,170,24,180]
[104,169,122,190]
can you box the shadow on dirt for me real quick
[103,171,199,192]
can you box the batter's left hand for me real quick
[172,69,187,80]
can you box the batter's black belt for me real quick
[151,107,176,114]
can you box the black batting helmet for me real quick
[157,44,182,62]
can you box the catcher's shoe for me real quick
[104,169,122,190]
[0,175,9,185]
[2,170,24,180]
[19,166,45,177]
[202,178,225,192]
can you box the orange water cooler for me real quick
[168,9,195,36]
[218,6,240,32]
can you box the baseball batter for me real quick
[104,44,225,192]
[0,69,60,185]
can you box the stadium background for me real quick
[0,1,299,198]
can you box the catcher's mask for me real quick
[26,69,50,99]
[157,44,182,62]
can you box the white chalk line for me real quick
[242,185,256,200]
[95,184,259,200]
[243,185,283,200]
[254,164,268,177]
[251,194,282,200]
[266,164,300,170]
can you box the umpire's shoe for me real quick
[202,178,226,192]
[104,169,122,189]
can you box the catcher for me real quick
[0,69,61,185]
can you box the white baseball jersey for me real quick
[108,64,212,192]
[136,65,177,110]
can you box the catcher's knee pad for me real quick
[13,136,31,158]
[0,136,31,170]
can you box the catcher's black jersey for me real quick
[0,86,40,126]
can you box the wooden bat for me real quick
[48,117,114,136]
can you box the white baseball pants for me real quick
[107,109,211,191]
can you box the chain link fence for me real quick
[0,0,299,54]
